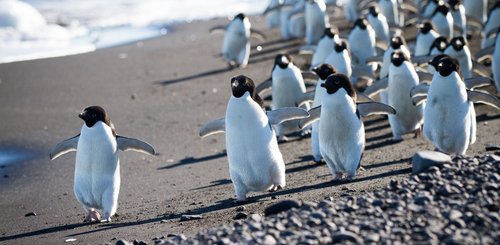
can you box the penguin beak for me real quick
[78,112,85,120]
[312,67,319,74]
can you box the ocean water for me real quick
[0,0,268,63]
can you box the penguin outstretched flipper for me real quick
[267,107,309,125]
[250,28,267,41]
[364,77,388,98]
[209,25,227,34]
[301,71,319,80]
[472,61,491,77]
[412,96,427,106]
[199,118,226,138]
[357,102,396,117]
[417,71,433,82]
[464,77,493,90]
[256,78,273,96]
[466,90,500,110]
[410,83,430,98]
[298,106,321,129]
[49,135,80,160]
[116,136,156,155]
[295,91,315,107]
[474,46,494,62]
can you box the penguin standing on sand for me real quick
[444,36,473,79]
[431,4,454,39]
[299,74,396,180]
[304,0,329,45]
[264,0,282,28]
[199,75,309,201]
[310,27,339,68]
[324,39,352,77]
[378,0,400,27]
[348,18,377,82]
[448,0,467,37]
[386,51,424,141]
[367,5,390,46]
[50,106,156,222]
[415,21,440,56]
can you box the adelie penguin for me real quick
[430,3,454,39]
[348,18,377,84]
[49,106,156,223]
[367,5,390,47]
[304,0,329,45]
[210,13,266,68]
[199,75,309,201]
[324,39,352,78]
[299,74,396,180]
[414,21,440,56]
[310,27,339,69]
[444,36,473,79]
[415,57,500,154]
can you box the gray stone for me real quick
[180,214,202,221]
[264,199,301,216]
[412,151,451,174]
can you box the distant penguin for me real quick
[482,2,500,48]
[379,36,411,104]
[299,74,395,180]
[49,106,156,222]
[310,27,340,68]
[271,54,310,141]
[422,0,440,18]
[367,5,391,45]
[344,0,361,22]
[324,39,353,77]
[415,21,440,56]
[464,0,487,24]
[448,0,467,37]
[444,36,473,78]
[305,0,329,45]
[387,51,424,141]
[199,75,309,201]
[221,13,251,68]
[310,64,337,162]
[348,18,377,78]
[429,36,449,55]
[493,30,500,92]
[431,4,454,39]
[280,0,306,40]
[378,0,400,26]
[265,0,281,28]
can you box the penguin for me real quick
[280,0,306,40]
[367,5,391,46]
[429,36,449,55]
[199,75,309,201]
[264,0,282,28]
[482,2,500,49]
[448,0,467,37]
[217,13,253,68]
[444,36,473,79]
[49,106,156,223]
[422,57,500,154]
[309,64,337,162]
[386,51,424,141]
[324,39,352,77]
[422,0,440,18]
[493,29,500,92]
[298,74,396,180]
[464,0,487,24]
[270,54,310,141]
[430,4,454,39]
[304,0,329,45]
[310,27,340,68]
[344,0,361,22]
[378,0,400,26]
[348,18,377,81]
[414,21,440,56]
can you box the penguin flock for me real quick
[50,0,500,222]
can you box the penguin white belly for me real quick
[311,36,335,68]
[311,80,326,162]
[387,68,424,139]
[74,122,119,212]
[493,40,500,92]
[222,24,248,64]
[431,14,453,39]
[225,95,285,200]
[444,48,473,79]
[305,3,326,45]
[324,51,351,77]
[379,0,397,25]
[415,32,439,56]
[423,76,471,154]
[319,93,364,177]
[368,15,390,44]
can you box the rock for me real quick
[233,212,248,220]
[485,144,500,151]
[236,206,246,212]
[133,240,147,245]
[412,151,451,174]
[180,214,202,221]
[24,212,36,217]
[115,240,133,245]
[264,199,301,216]
[330,230,363,244]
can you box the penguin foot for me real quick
[277,135,289,143]
[391,136,403,142]
[84,210,101,223]
[314,159,325,165]
[413,128,422,138]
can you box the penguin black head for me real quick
[432,3,449,17]
[428,54,450,70]
[353,18,369,30]
[312,64,337,80]
[321,74,356,100]
[334,39,349,53]
[449,36,466,51]
[368,5,380,17]
[323,27,338,38]
[79,106,111,128]
[274,54,292,69]
[448,0,461,11]
[437,56,461,77]
[234,13,246,21]
[391,50,409,67]
[390,35,407,50]
[230,75,265,108]
[429,36,449,54]
[418,21,435,34]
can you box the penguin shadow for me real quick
[0,223,92,242]
[476,112,500,123]
[157,151,227,170]
[285,155,325,174]
[191,178,232,191]
[154,66,234,86]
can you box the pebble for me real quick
[233,212,248,220]
[24,212,36,217]
[264,199,301,216]
[412,151,451,174]
[180,214,202,221]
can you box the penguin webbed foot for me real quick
[84,210,101,223]
[413,127,422,138]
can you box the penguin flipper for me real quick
[364,77,388,98]
[412,95,427,106]
[301,71,319,81]
[256,78,273,96]
[464,77,493,90]
[417,71,433,82]
[366,55,383,65]
[209,26,226,34]
[411,55,434,65]
[352,65,376,80]
[467,90,500,110]
[356,92,374,102]
[267,107,310,125]
[295,91,315,107]
[117,136,156,155]
[49,135,79,160]
[474,46,493,62]
[357,102,396,117]
[250,28,266,41]
[199,118,226,137]
[472,61,492,77]
[410,83,430,98]
[298,106,321,129]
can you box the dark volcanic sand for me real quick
[0,13,499,245]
